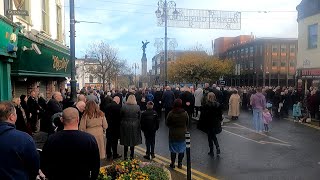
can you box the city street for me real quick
[33,110,320,180]
[138,110,320,180]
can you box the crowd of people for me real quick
[1,82,318,179]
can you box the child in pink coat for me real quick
[262,108,272,132]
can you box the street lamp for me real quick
[155,0,179,87]
[132,63,139,88]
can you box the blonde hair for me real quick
[207,92,216,102]
[12,98,20,105]
[126,95,137,105]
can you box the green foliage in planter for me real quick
[139,165,169,180]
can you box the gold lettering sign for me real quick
[52,55,69,72]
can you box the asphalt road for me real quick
[140,110,320,180]
[33,110,320,180]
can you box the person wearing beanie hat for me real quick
[140,101,159,160]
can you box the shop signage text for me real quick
[52,55,69,72]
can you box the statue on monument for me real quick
[141,40,149,55]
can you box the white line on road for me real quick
[222,126,245,130]
[223,129,291,147]
[223,129,265,145]
[233,123,290,144]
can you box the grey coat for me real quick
[120,104,142,146]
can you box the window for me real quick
[272,45,278,53]
[249,60,253,68]
[290,62,295,67]
[281,62,286,67]
[56,4,63,41]
[249,46,254,56]
[157,67,160,75]
[308,24,318,49]
[281,44,286,53]
[19,0,30,22]
[42,0,50,33]
[272,61,278,66]
[290,45,296,53]
[89,75,93,83]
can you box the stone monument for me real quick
[141,40,149,76]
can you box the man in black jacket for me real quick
[41,92,63,133]
[27,90,41,132]
[105,96,122,159]
[141,101,159,160]
[40,107,100,180]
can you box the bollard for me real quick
[185,131,191,180]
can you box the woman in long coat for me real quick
[80,100,108,159]
[166,99,188,169]
[120,95,142,159]
[228,90,241,120]
[197,92,223,156]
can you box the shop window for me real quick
[308,23,318,49]
[42,0,50,33]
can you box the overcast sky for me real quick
[64,0,301,73]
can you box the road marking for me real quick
[135,146,218,180]
[223,129,265,144]
[259,141,291,147]
[233,123,290,144]
[223,129,291,147]
[222,126,245,129]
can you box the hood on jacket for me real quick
[0,122,15,135]
[255,92,265,98]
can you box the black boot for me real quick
[208,147,214,156]
[216,147,221,155]
[143,153,150,160]
[178,153,184,169]
[170,153,176,168]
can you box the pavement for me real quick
[33,110,320,180]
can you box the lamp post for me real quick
[155,0,179,87]
[69,0,77,102]
[132,63,139,88]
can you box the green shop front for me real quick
[0,16,19,101]
[11,33,70,99]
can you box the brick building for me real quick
[221,37,298,87]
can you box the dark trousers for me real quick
[124,146,135,159]
[165,107,172,120]
[106,132,119,157]
[170,152,184,164]
[155,106,162,119]
[144,132,156,155]
[207,130,219,151]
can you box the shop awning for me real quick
[11,34,71,77]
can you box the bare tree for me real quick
[85,41,125,91]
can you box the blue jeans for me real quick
[252,108,263,132]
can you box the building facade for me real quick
[0,0,70,100]
[296,0,320,90]
[213,35,254,59]
[224,38,298,87]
